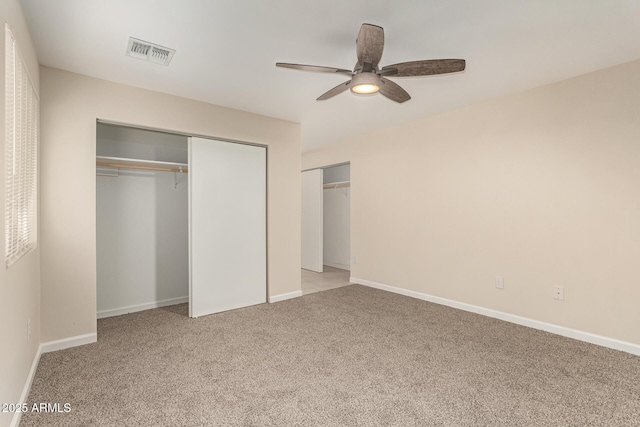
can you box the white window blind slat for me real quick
[5,25,38,268]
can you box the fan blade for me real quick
[276,63,352,76]
[381,59,466,77]
[378,77,411,103]
[356,24,384,68]
[317,80,352,101]
[377,68,398,77]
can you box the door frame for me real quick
[301,161,351,274]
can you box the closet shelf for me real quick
[323,181,350,190]
[96,156,188,173]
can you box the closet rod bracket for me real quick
[174,167,186,189]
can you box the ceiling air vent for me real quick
[125,37,175,66]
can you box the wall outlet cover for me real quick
[554,286,565,300]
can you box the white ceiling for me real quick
[20,0,640,152]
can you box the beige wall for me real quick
[0,0,41,425]
[40,66,301,342]
[303,59,640,346]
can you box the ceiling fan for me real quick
[276,23,466,103]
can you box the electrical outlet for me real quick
[554,286,564,300]
[495,276,504,289]
[27,319,31,342]
[353,256,358,265]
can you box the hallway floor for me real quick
[301,266,351,295]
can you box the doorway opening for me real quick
[301,163,351,294]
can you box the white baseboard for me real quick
[97,296,189,319]
[324,261,350,271]
[12,333,98,425]
[41,333,97,354]
[350,277,640,356]
[10,344,43,427]
[269,290,303,303]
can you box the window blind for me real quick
[5,25,38,268]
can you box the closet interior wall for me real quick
[96,123,189,318]
[323,164,350,271]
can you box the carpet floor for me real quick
[22,285,640,426]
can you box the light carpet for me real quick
[22,285,640,426]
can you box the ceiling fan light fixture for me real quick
[352,83,379,94]
[350,72,381,95]
[275,23,465,103]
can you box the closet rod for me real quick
[96,162,188,173]
[323,181,350,190]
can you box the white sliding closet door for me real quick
[301,169,323,272]
[189,137,266,317]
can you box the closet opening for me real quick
[96,123,190,318]
[301,163,351,294]
[96,121,268,320]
